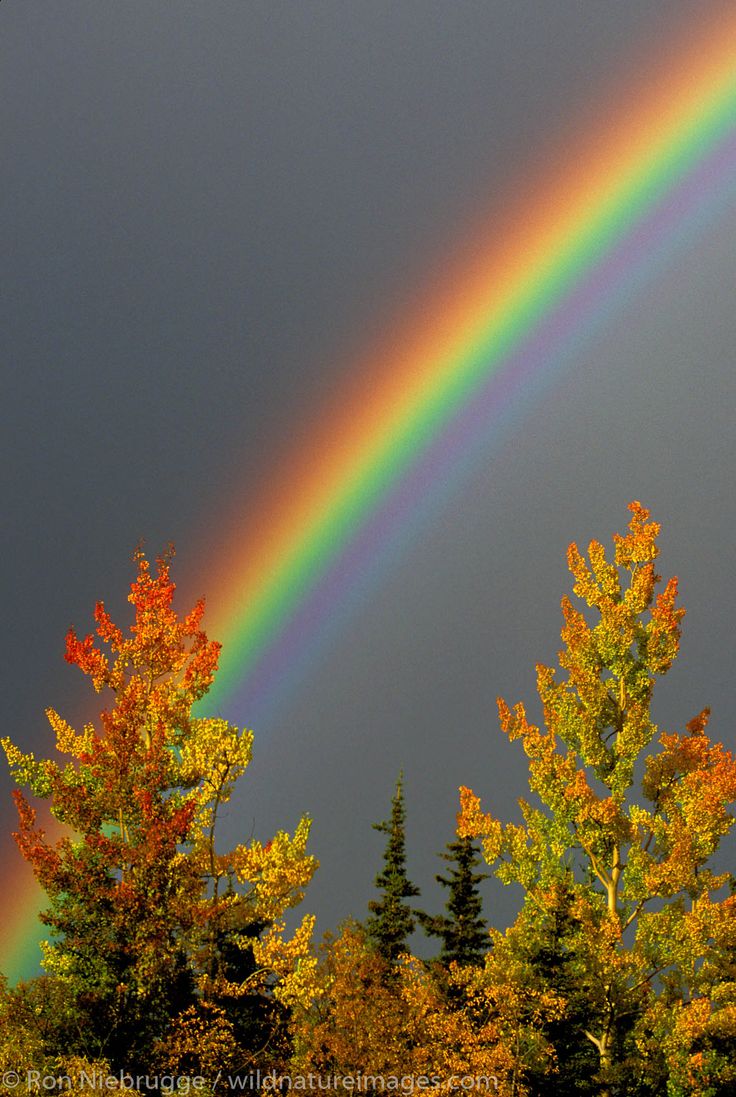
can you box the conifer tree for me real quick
[501,877,599,1096]
[420,834,489,967]
[366,772,420,964]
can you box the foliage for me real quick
[419,834,490,968]
[488,880,599,1096]
[152,1001,240,1086]
[458,502,736,1094]
[0,976,112,1095]
[0,974,46,1080]
[3,504,736,1091]
[290,921,521,1093]
[2,549,317,1073]
[366,772,420,966]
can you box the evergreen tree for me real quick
[420,834,489,967]
[366,772,420,964]
[509,879,599,1097]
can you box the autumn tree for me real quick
[366,772,420,965]
[0,975,112,1096]
[419,834,489,968]
[458,502,736,1095]
[2,549,317,1073]
[290,920,519,1093]
[291,920,410,1076]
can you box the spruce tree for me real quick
[420,834,489,967]
[366,772,420,964]
[512,878,599,1097]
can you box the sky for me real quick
[2,1,735,973]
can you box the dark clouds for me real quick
[2,2,734,961]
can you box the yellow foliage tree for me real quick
[289,920,553,1095]
[459,503,736,1095]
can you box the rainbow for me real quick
[1,866,46,985]
[4,10,736,982]
[203,13,736,722]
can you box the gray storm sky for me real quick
[2,1,735,965]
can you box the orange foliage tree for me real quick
[290,920,528,1094]
[459,503,736,1095]
[2,549,317,1073]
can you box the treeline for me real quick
[2,504,736,1096]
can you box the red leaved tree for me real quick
[3,549,316,1073]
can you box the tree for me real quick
[290,920,519,1093]
[490,878,599,1096]
[420,834,489,967]
[366,772,420,965]
[2,549,317,1073]
[0,975,111,1095]
[291,920,411,1076]
[458,502,736,1095]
